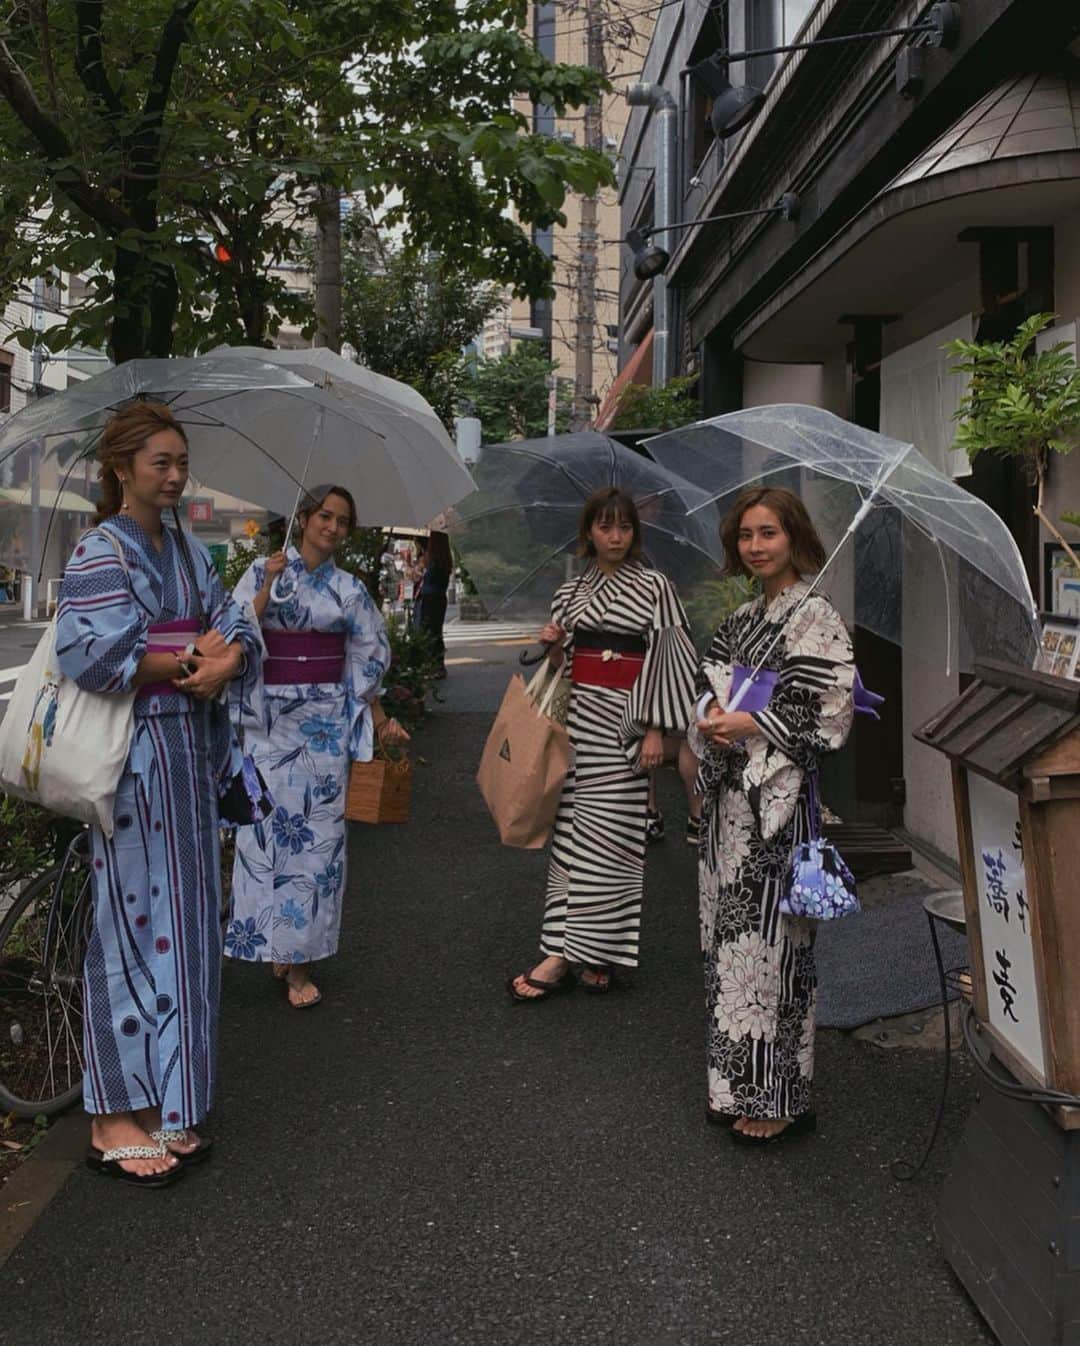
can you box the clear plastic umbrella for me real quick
[0,350,474,527]
[644,404,1040,698]
[448,432,725,626]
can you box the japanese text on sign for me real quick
[968,773,1046,1082]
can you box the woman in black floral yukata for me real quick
[691,487,854,1145]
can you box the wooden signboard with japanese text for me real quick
[916,660,1080,1127]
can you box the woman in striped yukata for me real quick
[693,487,854,1144]
[508,486,698,1001]
[54,401,261,1186]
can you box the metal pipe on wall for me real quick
[626,82,677,388]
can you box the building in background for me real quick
[509,0,656,427]
[617,0,1080,862]
[1,279,91,613]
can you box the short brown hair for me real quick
[720,486,827,578]
[297,484,358,534]
[96,400,188,522]
[577,486,643,559]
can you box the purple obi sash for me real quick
[139,619,201,699]
[264,629,346,686]
[731,665,884,719]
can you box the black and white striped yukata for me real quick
[539,560,697,969]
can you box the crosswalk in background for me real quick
[0,619,533,715]
[443,619,536,645]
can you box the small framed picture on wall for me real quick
[1034,612,1080,679]
[1043,542,1080,618]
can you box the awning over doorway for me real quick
[0,486,95,514]
[595,330,654,430]
[728,72,1080,361]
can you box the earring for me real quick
[118,478,130,510]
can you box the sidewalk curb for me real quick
[0,1110,84,1270]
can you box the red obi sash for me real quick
[139,619,201,699]
[264,629,346,685]
[570,629,646,691]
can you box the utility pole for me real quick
[314,102,342,354]
[314,181,342,354]
[571,0,604,432]
[24,275,44,621]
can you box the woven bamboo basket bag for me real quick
[345,749,412,824]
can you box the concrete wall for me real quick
[742,359,830,409]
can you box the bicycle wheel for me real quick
[0,834,92,1117]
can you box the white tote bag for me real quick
[0,529,136,835]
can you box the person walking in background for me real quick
[55,400,261,1186]
[226,485,408,1008]
[645,736,703,845]
[415,530,452,678]
[508,486,698,1001]
[693,486,854,1144]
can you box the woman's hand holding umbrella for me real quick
[539,621,567,668]
[697,706,758,748]
[253,551,288,619]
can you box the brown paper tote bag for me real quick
[476,662,571,849]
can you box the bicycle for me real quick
[0,830,92,1118]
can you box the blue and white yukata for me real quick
[55,515,261,1128]
[225,549,390,966]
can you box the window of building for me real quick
[686,2,727,176]
[745,0,815,89]
[0,349,12,414]
[42,270,62,312]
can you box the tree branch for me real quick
[34,0,60,117]
[1035,505,1080,578]
[74,1,123,122]
[141,0,200,135]
[0,38,133,232]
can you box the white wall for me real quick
[742,359,831,409]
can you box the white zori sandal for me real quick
[85,1141,185,1188]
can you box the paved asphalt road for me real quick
[0,636,992,1345]
[0,618,47,723]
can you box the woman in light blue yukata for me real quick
[226,485,409,1008]
[55,400,262,1188]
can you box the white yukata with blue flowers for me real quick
[225,548,390,965]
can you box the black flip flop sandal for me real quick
[729,1112,817,1146]
[705,1107,737,1128]
[85,1144,185,1187]
[506,969,576,1002]
[581,964,617,995]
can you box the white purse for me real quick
[0,528,137,835]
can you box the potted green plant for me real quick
[946,312,1080,574]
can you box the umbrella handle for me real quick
[271,570,298,604]
[519,642,551,667]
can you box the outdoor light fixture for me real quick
[627,194,800,279]
[687,2,960,137]
[686,52,765,139]
[627,228,670,280]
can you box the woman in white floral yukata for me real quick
[225,485,409,1008]
[692,486,854,1145]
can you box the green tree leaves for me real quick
[339,219,502,429]
[466,343,572,443]
[0,0,613,361]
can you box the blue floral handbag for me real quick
[781,773,859,920]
